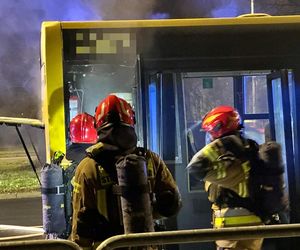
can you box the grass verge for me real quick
[0,157,40,194]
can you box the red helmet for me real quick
[202,106,241,139]
[94,94,135,130]
[69,113,98,143]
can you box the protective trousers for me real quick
[216,238,263,250]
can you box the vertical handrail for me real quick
[25,126,43,168]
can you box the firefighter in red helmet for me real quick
[70,112,98,144]
[94,94,135,129]
[187,106,263,250]
[66,112,97,163]
[70,94,182,250]
[47,112,99,239]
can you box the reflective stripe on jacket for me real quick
[190,135,251,198]
[213,206,262,228]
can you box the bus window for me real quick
[182,74,234,192]
[183,74,234,161]
[243,75,268,114]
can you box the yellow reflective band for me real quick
[202,147,213,161]
[203,145,218,161]
[220,167,226,179]
[73,181,80,187]
[238,161,250,197]
[205,181,212,192]
[216,164,222,179]
[242,161,251,179]
[147,158,154,178]
[214,215,261,227]
[209,145,219,159]
[73,181,81,193]
[217,162,227,179]
[238,181,248,198]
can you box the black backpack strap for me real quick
[215,188,256,213]
[220,135,245,157]
[112,183,151,196]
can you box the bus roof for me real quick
[52,15,300,30]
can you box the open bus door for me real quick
[142,70,216,250]
[265,69,297,250]
[267,70,296,223]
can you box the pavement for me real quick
[0,194,42,226]
[0,191,41,200]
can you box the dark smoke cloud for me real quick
[255,0,300,15]
[81,0,155,20]
[211,0,250,17]
[82,0,251,20]
[0,0,295,122]
[0,0,298,120]
[0,0,100,120]
[82,0,300,20]
[0,0,298,150]
[0,0,100,148]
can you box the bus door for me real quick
[143,72,182,234]
[143,71,242,250]
[267,70,296,222]
[142,70,275,250]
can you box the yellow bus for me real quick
[41,15,300,249]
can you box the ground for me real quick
[0,148,40,196]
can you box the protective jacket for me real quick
[188,135,262,250]
[70,142,181,249]
[187,134,263,249]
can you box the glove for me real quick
[155,190,181,217]
[77,208,113,241]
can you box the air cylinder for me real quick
[116,154,154,234]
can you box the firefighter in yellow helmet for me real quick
[187,106,263,250]
[70,95,182,250]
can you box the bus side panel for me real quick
[41,21,66,162]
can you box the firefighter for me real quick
[66,112,98,238]
[70,94,182,250]
[67,112,98,163]
[187,106,263,250]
